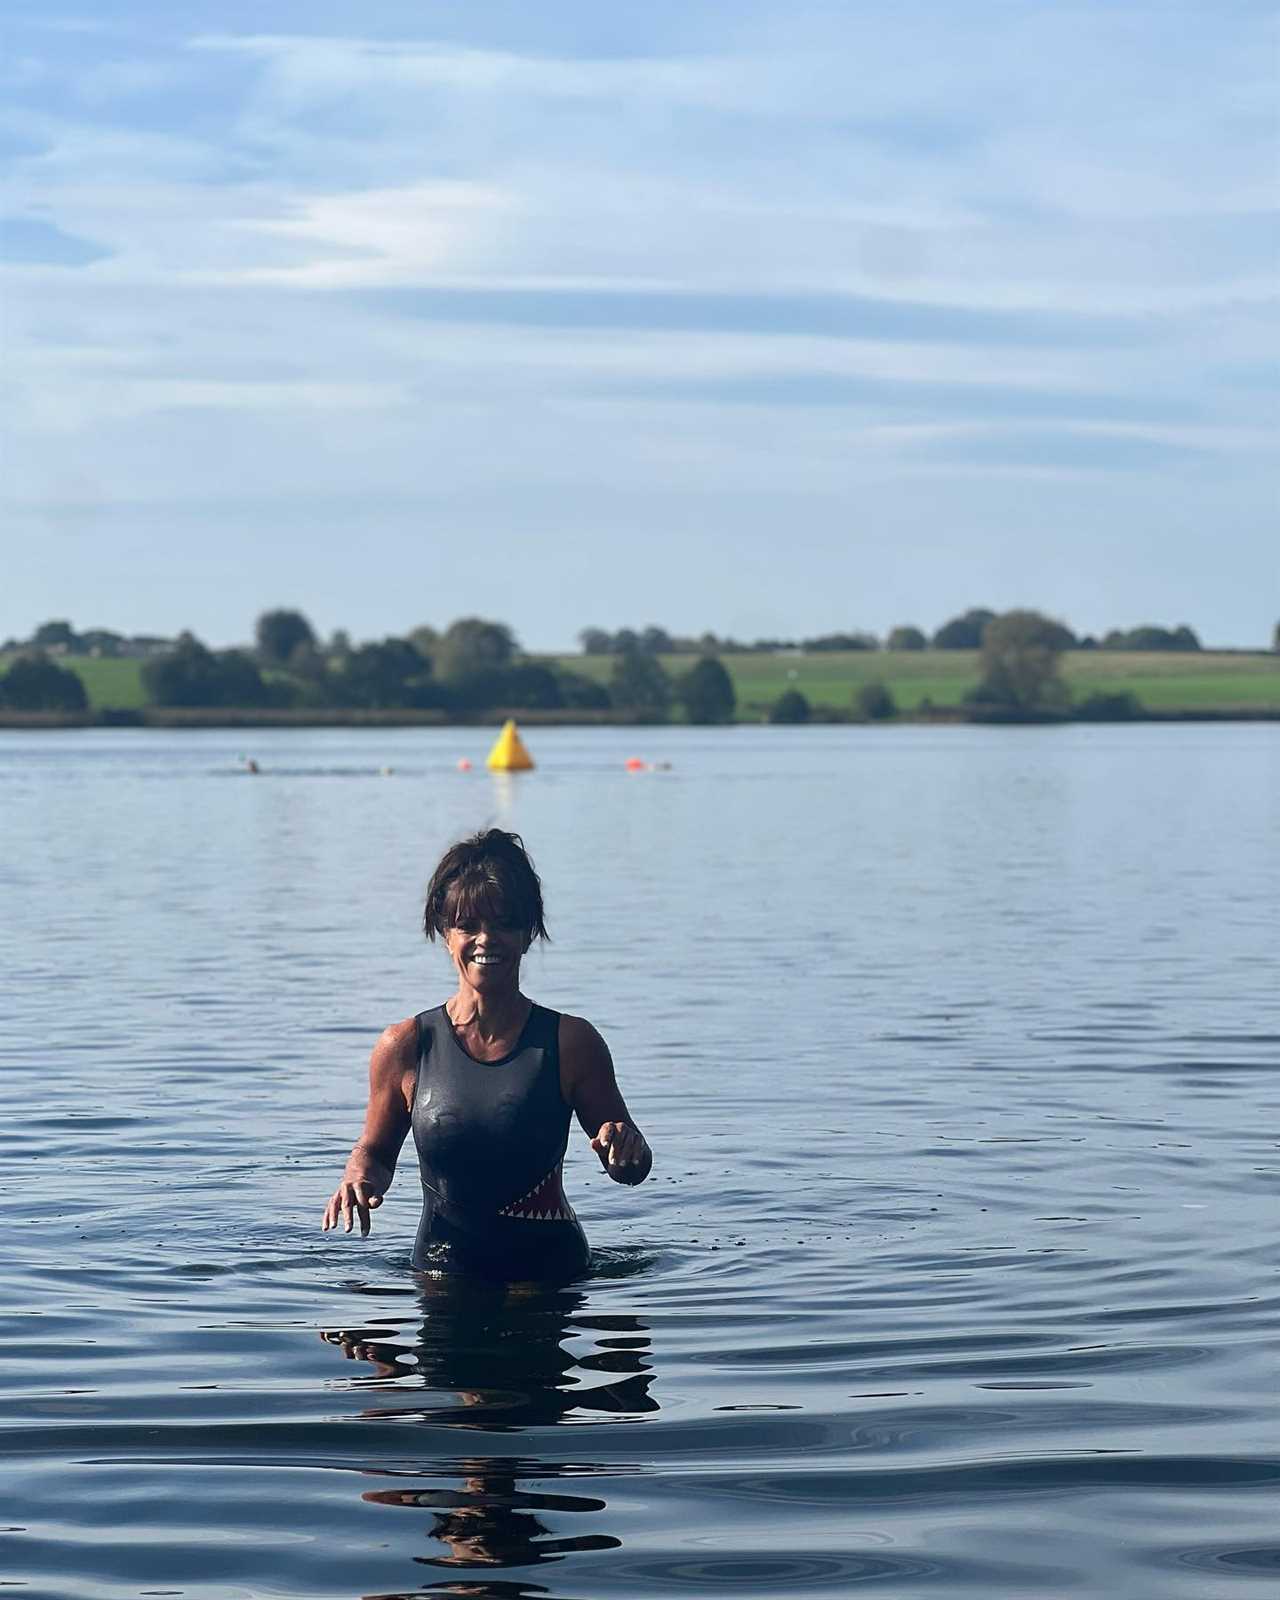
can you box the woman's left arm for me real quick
[560,1013,652,1186]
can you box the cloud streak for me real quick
[2,2,1276,646]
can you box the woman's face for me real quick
[443,915,529,991]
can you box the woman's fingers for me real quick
[593,1121,647,1172]
[322,1181,382,1234]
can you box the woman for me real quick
[322,828,651,1281]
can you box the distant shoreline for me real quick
[3,706,1278,730]
[4,647,1278,725]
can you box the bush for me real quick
[854,680,897,720]
[1074,690,1142,721]
[768,688,810,723]
[676,656,736,724]
[0,652,89,711]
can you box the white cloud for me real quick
[229,179,518,287]
[4,3,1276,646]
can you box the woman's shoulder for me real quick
[556,1011,612,1067]
[370,1015,424,1074]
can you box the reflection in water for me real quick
[369,1460,619,1569]
[322,1277,656,1589]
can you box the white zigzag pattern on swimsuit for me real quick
[498,1163,576,1222]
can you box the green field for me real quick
[564,650,1280,718]
[4,649,1278,719]
[0,655,149,710]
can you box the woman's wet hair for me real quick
[423,828,549,945]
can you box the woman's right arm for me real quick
[322,1018,417,1236]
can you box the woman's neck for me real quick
[446,984,530,1040]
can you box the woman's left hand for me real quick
[591,1121,650,1183]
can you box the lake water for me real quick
[1,723,1277,1599]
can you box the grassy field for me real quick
[4,649,1277,718]
[0,655,149,710]
[564,650,1280,718]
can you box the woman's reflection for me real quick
[321,1277,656,1580]
[366,1459,620,1570]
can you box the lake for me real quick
[1,723,1277,1599]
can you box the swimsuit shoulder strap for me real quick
[525,1002,561,1053]
[414,1007,442,1068]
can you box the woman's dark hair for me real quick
[423,829,548,945]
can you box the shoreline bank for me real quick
[3,706,1278,730]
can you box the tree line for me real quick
[578,610,1211,655]
[0,611,740,721]
[3,607,1276,719]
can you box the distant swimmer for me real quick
[245,758,259,774]
[322,829,651,1281]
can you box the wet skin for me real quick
[323,916,652,1237]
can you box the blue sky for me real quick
[3,2,1276,649]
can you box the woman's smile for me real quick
[448,923,525,982]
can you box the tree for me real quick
[967,609,1070,714]
[1273,621,1280,653]
[282,639,325,682]
[555,667,612,710]
[609,649,671,720]
[142,635,269,707]
[79,629,124,657]
[933,608,996,649]
[887,625,926,651]
[854,680,897,720]
[0,652,89,711]
[1102,624,1200,652]
[255,609,316,666]
[448,663,564,712]
[639,625,673,655]
[333,638,432,708]
[801,631,878,652]
[497,664,563,709]
[407,625,438,663]
[434,617,517,680]
[676,656,736,724]
[768,688,810,723]
[32,620,79,652]
[578,627,612,656]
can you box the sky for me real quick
[2,1,1277,650]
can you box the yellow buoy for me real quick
[486,718,535,771]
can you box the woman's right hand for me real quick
[322,1178,384,1236]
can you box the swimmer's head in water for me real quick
[423,828,549,948]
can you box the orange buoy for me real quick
[625,757,646,772]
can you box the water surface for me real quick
[1,724,1277,1598]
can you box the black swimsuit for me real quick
[410,1002,590,1281]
